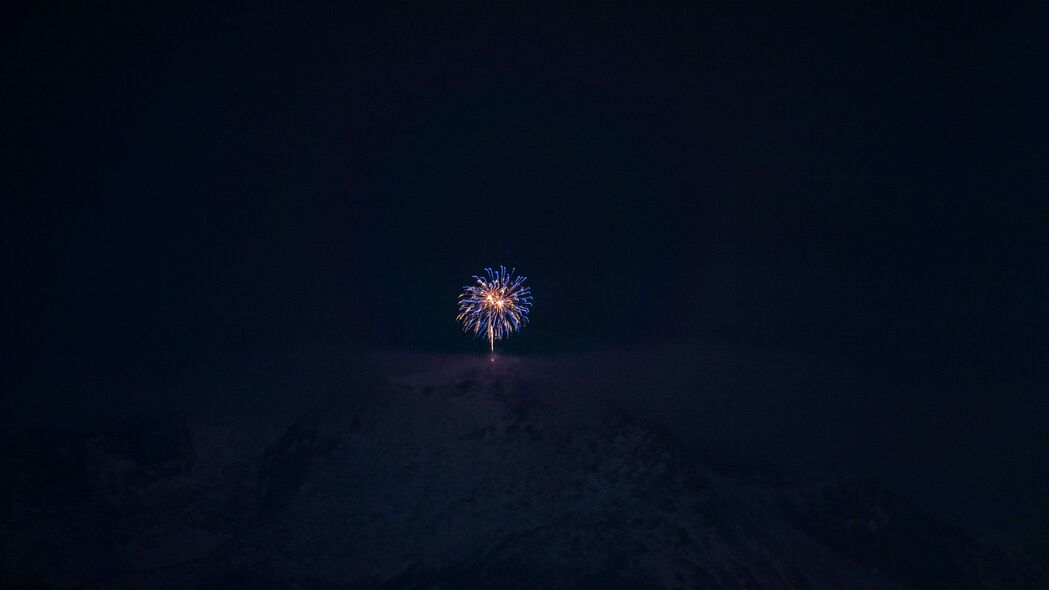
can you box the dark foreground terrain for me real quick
[1,352,1042,588]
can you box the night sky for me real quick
[5,4,1048,537]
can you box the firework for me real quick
[457,266,532,351]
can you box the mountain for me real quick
[0,353,1035,588]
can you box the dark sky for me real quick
[5,3,1048,531]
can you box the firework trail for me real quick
[457,266,532,351]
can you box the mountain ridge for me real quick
[1,354,1035,588]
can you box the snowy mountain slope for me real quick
[0,354,1032,588]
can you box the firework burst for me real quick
[457,266,532,351]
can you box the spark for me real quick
[457,266,532,351]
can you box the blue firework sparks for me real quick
[457,266,532,351]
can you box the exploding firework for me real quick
[457,266,532,351]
